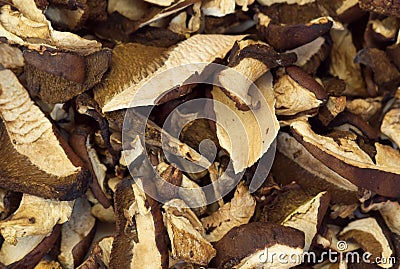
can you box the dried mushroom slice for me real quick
[201,0,236,17]
[381,107,400,147]
[291,120,400,198]
[281,191,330,251]
[274,67,326,116]
[78,236,114,269]
[201,183,256,242]
[217,40,296,110]
[213,222,305,269]
[101,34,246,112]
[58,197,96,269]
[359,0,400,18]
[346,97,382,121]
[168,3,201,35]
[35,260,63,269]
[329,28,366,96]
[256,0,315,6]
[256,14,333,51]
[273,133,358,204]
[338,217,394,268]
[0,194,73,244]
[211,72,279,173]
[0,69,89,200]
[318,96,347,126]
[110,178,168,269]
[362,199,400,236]
[45,1,88,31]
[163,199,216,265]
[0,225,61,269]
[0,43,24,74]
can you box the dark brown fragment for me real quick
[359,0,400,18]
[286,66,328,101]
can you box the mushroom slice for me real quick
[211,72,279,173]
[291,120,400,198]
[169,2,201,34]
[324,224,361,252]
[329,27,366,96]
[273,133,358,204]
[0,43,24,74]
[354,48,400,90]
[58,197,97,269]
[201,0,236,17]
[0,69,89,200]
[201,183,256,242]
[359,0,400,18]
[346,97,382,122]
[338,217,394,268]
[163,199,216,265]
[281,191,330,251]
[217,40,296,110]
[35,260,63,269]
[100,34,246,112]
[274,67,326,116]
[318,96,347,126]
[256,0,315,6]
[0,225,61,268]
[256,14,333,52]
[381,108,400,148]
[78,236,114,269]
[110,178,168,269]
[0,194,73,244]
[45,2,88,31]
[213,222,305,269]
[362,199,400,236]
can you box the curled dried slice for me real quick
[109,178,168,269]
[291,120,400,198]
[318,96,347,126]
[213,222,305,269]
[363,199,400,236]
[273,133,358,204]
[381,107,400,148]
[0,225,61,269]
[0,194,72,244]
[101,34,246,112]
[256,14,333,52]
[201,183,256,242]
[338,217,394,268]
[78,236,114,269]
[281,191,330,251]
[58,197,96,269]
[163,199,216,265]
[0,69,89,200]
[211,72,279,173]
[346,97,382,121]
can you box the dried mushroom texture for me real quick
[281,191,330,251]
[201,0,236,17]
[211,72,279,173]
[318,96,347,126]
[0,43,24,74]
[217,40,296,110]
[381,107,400,147]
[0,194,73,244]
[213,222,305,269]
[169,3,201,34]
[45,0,88,31]
[274,66,326,116]
[35,260,63,269]
[273,133,358,204]
[101,34,246,112]
[359,0,400,17]
[163,199,216,265]
[256,0,315,6]
[329,28,366,96]
[256,14,333,52]
[354,48,400,90]
[58,197,96,269]
[323,224,361,252]
[291,120,400,198]
[346,97,382,121]
[370,16,400,41]
[0,225,61,268]
[338,217,394,268]
[110,178,168,269]
[0,69,89,200]
[201,183,256,242]
[363,199,400,236]
[78,236,114,269]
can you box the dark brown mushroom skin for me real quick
[213,222,305,268]
[359,0,400,18]
[286,66,328,101]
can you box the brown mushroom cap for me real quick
[213,222,305,268]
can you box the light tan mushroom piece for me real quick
[329,27,367,96]
[34,260,63,269]
[0,43,24,73]
[338,217,394,268]
[291,120,400,198]
[58,197,97,269]
[346,97,382,121]
[100,34,246,112]
[169,3,201,34]
[256,0,315,6]
[0,69,89,199]
[211,72,279,173]
[107,0,149,21]
[201,182,256,242]
[324,224,361,252]
[381,108,400,148]
[281,191,330,251]
[0,194,73,245]
[163,199,216,265]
